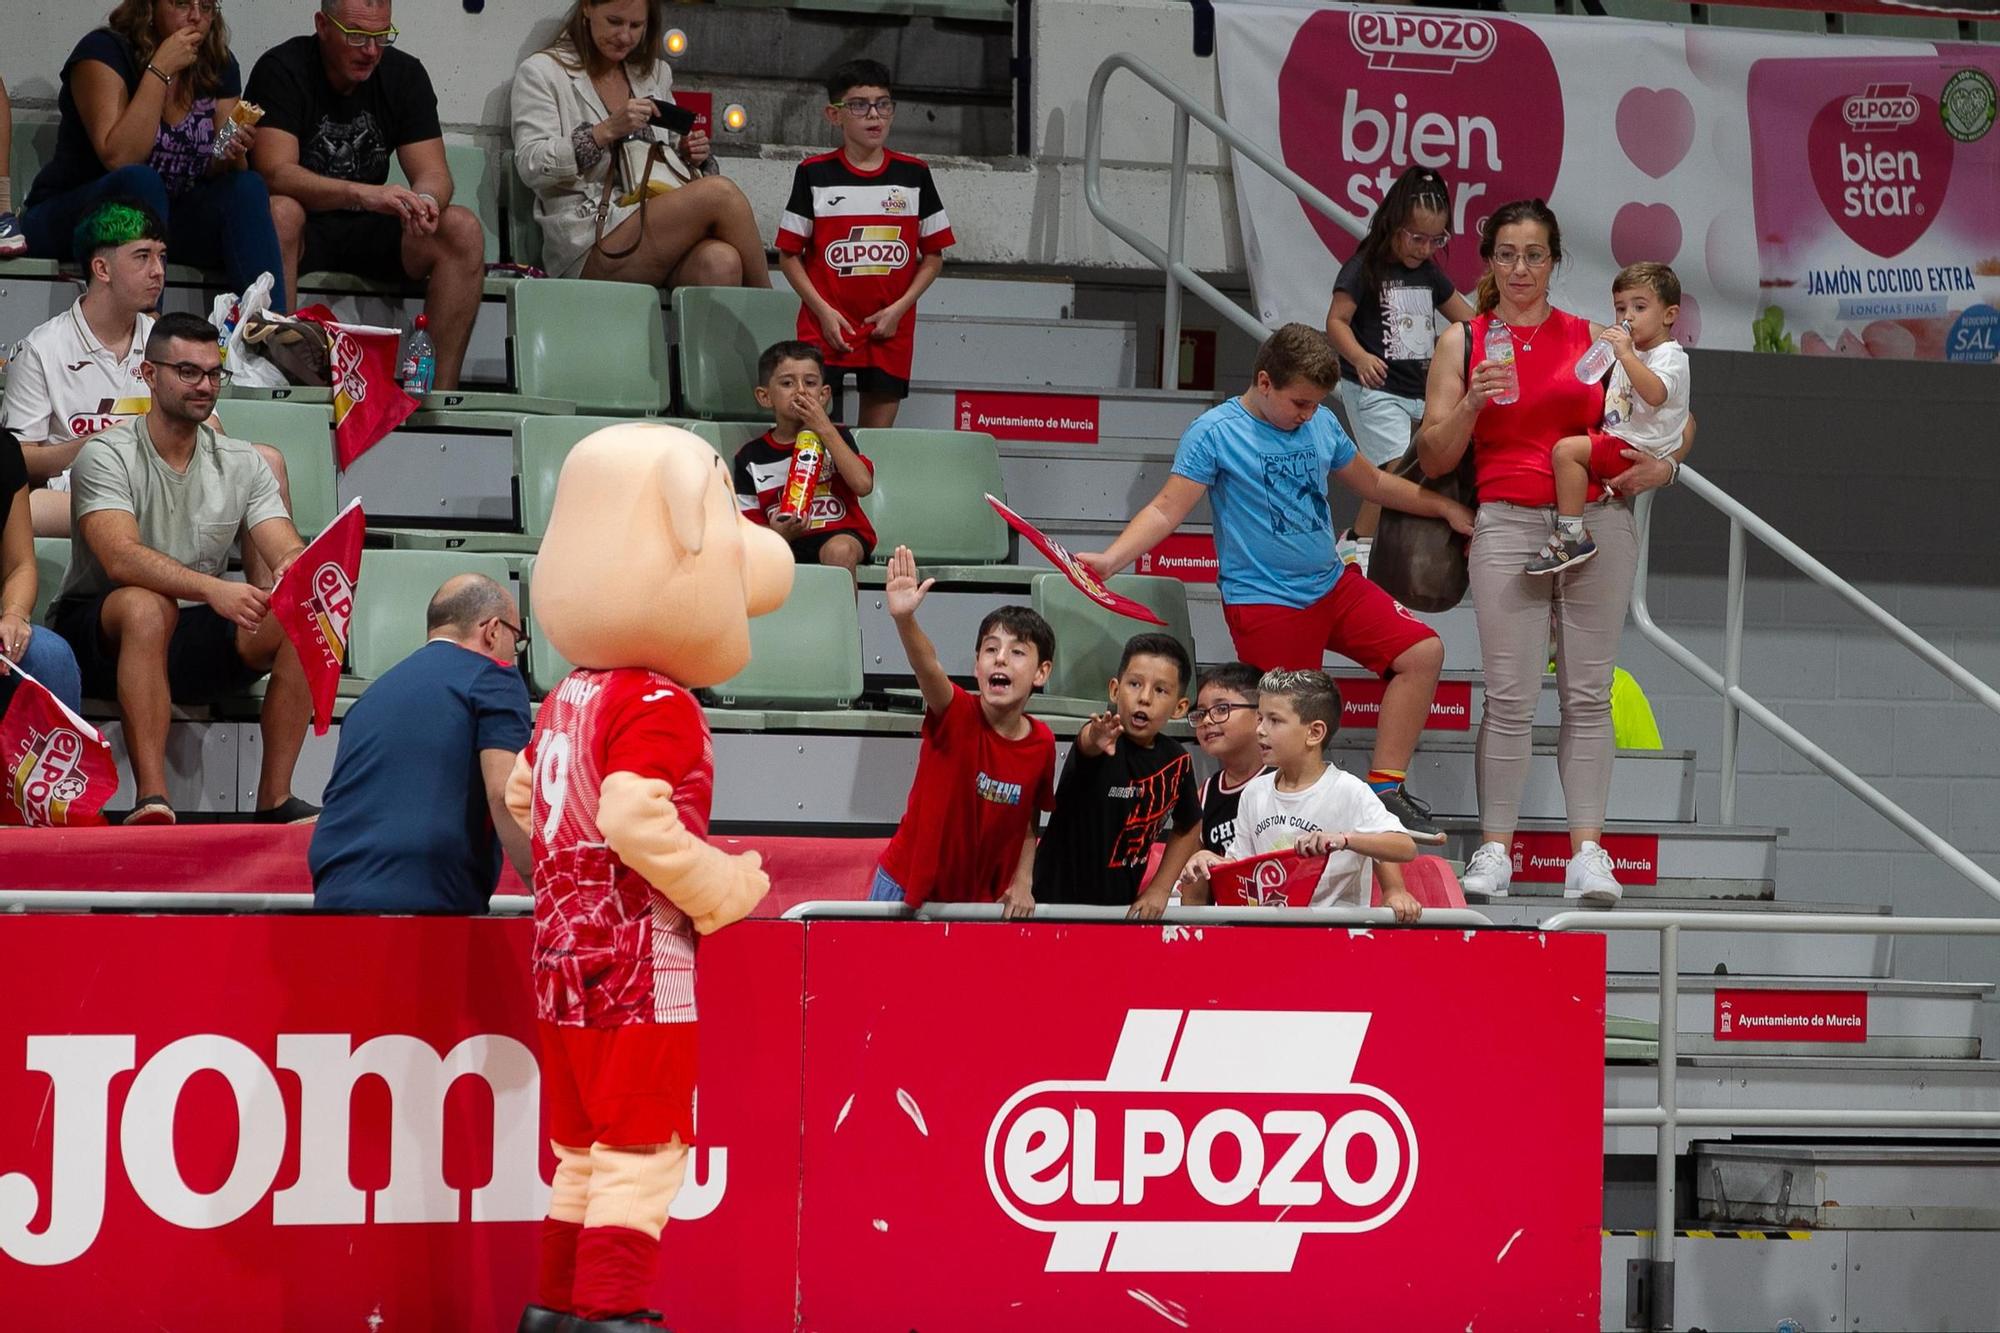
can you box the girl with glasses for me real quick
[1415,199,1692,907]
[1324,167,1475,551]
[19,0,289,310]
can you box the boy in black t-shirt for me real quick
[731,341,877,582]
[1033,633,1202,918]
[245,1,485,389]
[1188,662,1273,866]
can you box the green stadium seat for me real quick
[665,418,769,461]
[33,539,69,627]
[674,287,802,420]
[391,144,504,265]
[212,398,338,538]
[852,428,1015,571]
[348,550,517,685]
[519,556,578,698]
[1030,571,1195,715]
[706,564,863,708]
[506,165,544,272]
[510,279,672,413]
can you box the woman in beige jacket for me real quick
[511,0,770,288]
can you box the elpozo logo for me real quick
[1843,83,1920,133]
[985,1009,1417,1272]
[306,561,356,669]
[10,726,89,826]
[1350,11,1495,74]
[826,225,910,277]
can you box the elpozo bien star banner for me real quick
[1215,0,2000,364]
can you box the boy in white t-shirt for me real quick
[1182,669,1422,920]
[1527,261,1691,576]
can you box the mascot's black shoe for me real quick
[571,1313,671,1332]
[516,1306,577,1333]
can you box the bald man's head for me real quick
[427,574,518,640]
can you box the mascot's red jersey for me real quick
[524,667,713,1027]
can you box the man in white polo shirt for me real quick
[3,201,161,537]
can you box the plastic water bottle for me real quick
[399,314,435,395]
[1574,319,1632,383]
[1483,321,1519,405]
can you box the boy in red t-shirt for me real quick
[731,340,877,581]
[871,546,1058,916]
[775,58,953,429]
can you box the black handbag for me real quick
[1365,322,1479,613]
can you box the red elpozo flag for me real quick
[291,304,418,469]
[1207,848,1329,907]
[984,494,1167,626]
[273,498,365,735]
[0,663,119,826]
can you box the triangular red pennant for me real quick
[272,499,365,734]
[0,664,119,826]
[984,494,1167,626]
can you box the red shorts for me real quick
[1222,569,1438,676]
[1587,430,1635,485]
[540,1021,698,1148]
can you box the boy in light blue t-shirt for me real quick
[1078,323,1471,843]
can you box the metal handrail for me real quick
[0,890,537,915]
[1545,910,2000,1330]
[1083,52,1357,380]
[1632,480,2000,908]
[782,900,1494,927]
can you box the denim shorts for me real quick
[1337,380,1426,467]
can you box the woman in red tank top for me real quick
[1414,200,1685,907]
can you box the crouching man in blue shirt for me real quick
[311,573,533,912]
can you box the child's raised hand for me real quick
[1078,710,1124,756]
[883,545,934,619]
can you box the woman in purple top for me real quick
[21,0,288,309]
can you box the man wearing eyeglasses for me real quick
[48,311,319,825]
[245,0,483,389]
[310,572,533,913]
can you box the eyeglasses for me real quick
[490,617,530,655]
[147,359,231,386]
[1400,227,1450,250]
[1190,701,1256,726]
[1490,248,1553,271]
[833,98,896,119]
[324,14,399,47]
[165,0,223,15]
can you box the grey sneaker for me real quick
[0,212,25,258]
[1524,530,1597,576]
[1461,841,1512,899]
[1375,784,1447,846]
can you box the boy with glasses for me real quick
[311,573,534,912]
[776,58,953,428]
[246,0,485,389]
[50,312,318,825]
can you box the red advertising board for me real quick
[671,90,713,138]
[1135,532,1220,583]
[0,916,1605,1330]
[1715,989,1869,1043]
[955,390,1101,444]
[1510,830,1660,886]
[1333,676,1473,731]
[793,923,1604,1330]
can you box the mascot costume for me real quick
[507,424,794,1332]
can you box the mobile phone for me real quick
[648,99,697,135]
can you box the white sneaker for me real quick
[1461,841,1512,899]
[1563,841,1623,905]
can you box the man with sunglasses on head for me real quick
[310,573,533,914]
[49,312,318,826]
[246,0,484,389]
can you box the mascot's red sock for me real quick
[538,1217,583,1312]
[572,1225,663,1320]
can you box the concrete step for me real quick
[1608,975,1992,1061]
[1483,896,1888,978]
[1695,1140,2000,1230]
[900,378,1221,449]
[1437,819,1780,897]
[915,314,1139,390]
[919,273,1076,322]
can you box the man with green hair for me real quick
[4,200,290,545]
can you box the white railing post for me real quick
[1650,922,1678,1331]
[1161,108,1190,390]
[1719,520,1746,825]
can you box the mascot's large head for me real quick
[533,423,794,686]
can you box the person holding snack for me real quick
[21,0,289,310]
[512,0,772,290]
